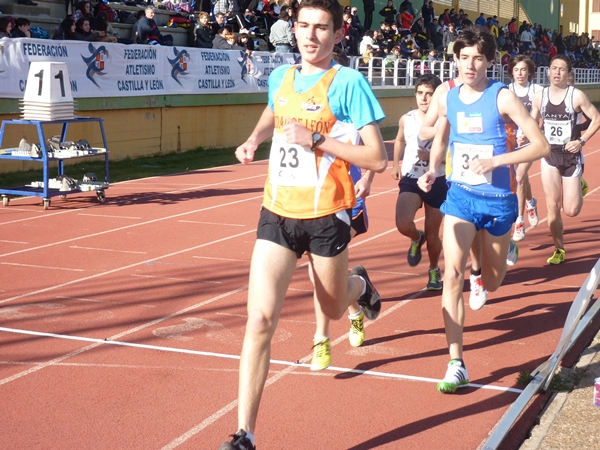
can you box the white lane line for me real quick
[78,214,142,219]
[0,195,263,259]
[0,173,266,227]
[0,262,84,272]
[178,220,246,227]
[69,245,147,255]
[0,228,256,306]
[0,285,249,387]
[0,240,28,244]
[0,208,45,213]
[131,274,222,284]
[0,326,523,395]
[192,256,250,262]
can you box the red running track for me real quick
[1,138,599,449]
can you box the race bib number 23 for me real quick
[269,133,318,186]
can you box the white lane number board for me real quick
[24,62,74,103]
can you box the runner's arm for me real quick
[355,170,375,199]
[282,120,388,173]
[235,106,275,164]
[418,94,449,192]
[470,89,549,174]
[391,115,407,180]
[418,82,446,141]
[565,90,600,153]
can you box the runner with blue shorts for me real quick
[417,27,549,394]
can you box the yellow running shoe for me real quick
[547,248,566,265]
[581,177,589,197]
[348,310,365,347]
[310,338,331,371]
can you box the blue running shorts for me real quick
[441,183,517,236]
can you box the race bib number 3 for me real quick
[544,119,572,146]
[452,143,493,185]
[269,133,318,186]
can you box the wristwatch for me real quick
[311,132,324,151]
[579,138,586,147]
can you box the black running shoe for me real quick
[219,430,256,450]
[407,230,426,267]
[350,265,381,320]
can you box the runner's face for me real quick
[296,8,343,71]
[457,45,491,87]
[415,85,435,113]
[512,61,530,86]
[548,59,570,87]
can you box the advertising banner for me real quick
[0,39,300,99]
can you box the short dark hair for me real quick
[16,18,30,27]
[508,55,535,81]
[279,5,291,21]
[415,74,442,91]
[550,54,573,72]
[298,0,344,31]
[453,26,496,62]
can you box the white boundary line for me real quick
[0,325,525,396]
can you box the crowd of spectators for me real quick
[1,0,600,69]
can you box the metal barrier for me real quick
[482,258,600,450]
[351,58,600,88]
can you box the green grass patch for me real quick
[0,126,399,188]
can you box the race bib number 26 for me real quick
[452,143,493,185]
[269,133,318,186]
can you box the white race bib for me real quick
[544,119,572,146]
[452,143,493,185]
[269,133,318,187]
[406,156,430,178]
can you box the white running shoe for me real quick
[526,198,539,228]
[513,219,525,242]
[469,274,488,311]
[506,239,519,266]
[437,360,470,393]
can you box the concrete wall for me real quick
[0,89,415,173]
[1,85,599,174]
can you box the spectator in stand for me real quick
[363,0,375,30]
[443,22,457,59]
[411,16,428,50]
[195,11,213,48]
[65,0,77,17]
[425,17,437,42]
[519,20,528,35]
[237,30,255,51]
[350,6,364,33]
[520,24,533,50]
[53,17,77,40]
[269,6,295,53]
[438,9,450,27]
[96,11,128,44]
[462,13,472,27]
[400,7,413,32]
[74,18,117,42]
[138,7,173,45]
[421,0,434,27]
[432,23,444,51]
[212,13,228,35]
[0,18,12,39]
[400,0,415,16]
[71,1,94,27]
[379,0,397,26]
[131,10,145,43]
[359,29,375,55]
[475,12,486,27]
[507,17,517,41]
[212,26,242,49]
[343,12,360,55]
[554,33,566,54]
[213,0,233,18]
[11,18,30,38]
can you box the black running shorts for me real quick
[256,207,352,259]
[399,176,448,209]
[543,152,584,178]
